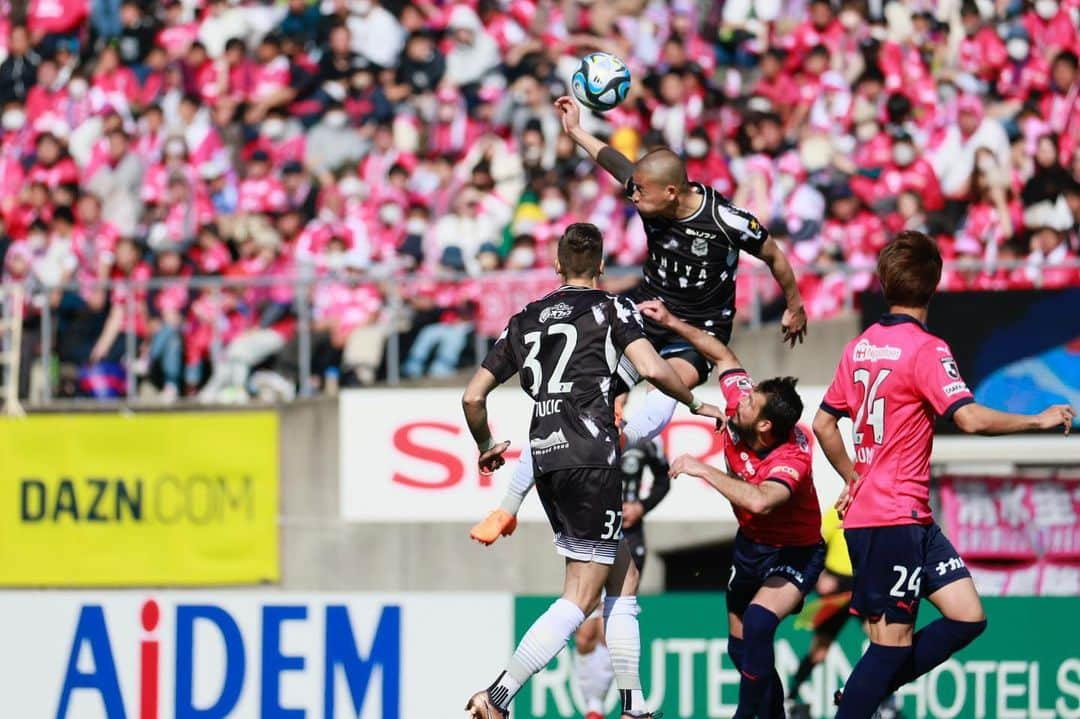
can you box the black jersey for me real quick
[637,183,769,328]
[482,285,647,474]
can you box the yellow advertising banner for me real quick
[0,412,279,586]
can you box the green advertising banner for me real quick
[514,595,1080,719]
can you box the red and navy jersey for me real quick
[718,369,822,547]
[821,314,976,529]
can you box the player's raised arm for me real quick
[952,403,1075,435]
[669,454,792,515]
[622,338,723,421]
[637,299,741,373]
[553,95,634,185]
[756,236,807,348]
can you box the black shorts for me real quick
[535,467,623,565]
[624,523,647,573]
[727,531,826,618]
[845,522,972,625]
[615,284,732,388]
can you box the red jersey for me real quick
[822,314,975,530]
[719,369,822,547]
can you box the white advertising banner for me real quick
[339,386,846,522]
[0,591,511,719]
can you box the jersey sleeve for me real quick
[481,316,520,383]
[718,368,753,418]
[762,443,811,493]
[609,295,647,351]
[820,351,851,418]
[715,200,769,256]
[913,339,975,420]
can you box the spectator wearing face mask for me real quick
[997,26,1050,103]
[444,5,500,90]
[305,104,368,175]
[932,94,1011,201]
[344,0,404,69]
[1041,51,1080,156]
[854,130,944,212]
[1023,0,1079,62]
[401,266,477,379]
[954,0,1008,81]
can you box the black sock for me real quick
[887,618,987,692]
[729,636,746,671]
[733,605,781,719]
[789,653,816,698]
[762,669,786,718]
[837,643,912,719]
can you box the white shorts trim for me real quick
[553,533,618,565]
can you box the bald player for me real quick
[471,95,807,545]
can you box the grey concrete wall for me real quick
[729,313,859,385]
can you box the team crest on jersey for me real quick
[940,357,960,379]
[690,237,709,257]
[540,302,573,323]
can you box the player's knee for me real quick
[953,617,987,643]
[603,594,639,622]
[741,604,781,643]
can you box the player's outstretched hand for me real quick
[669,453,713,480]
[554,95,581,134]
[478,440,511,475]
[638,299,674,328]
[691,401,724,422]
[781,304,808,347]
[1036,404,1076,434]
[834,472,862,518]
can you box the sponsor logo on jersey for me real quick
[852,339,902,362]
[940,357,960,379]
[943,381,968,396]
[540,302,573,323]
[772,465,800,481]
[531,429,570,454]
[690,237,709,257]
[685,227,718,240]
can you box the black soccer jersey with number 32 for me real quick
[482,285,647,475]
[637,183,768,328]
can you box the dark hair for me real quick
[557,223,603,279]
[757,376,803,440]
[1053,50,1079,70]
[878,230,942,307]
[53,206,75,225]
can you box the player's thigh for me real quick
[922,523,983,621]
[749,574,806,620]
[605,538,641,597]
[927,577,985,622]
[665,355,705,389]
[563,558,610,615]
[575,615,605,654]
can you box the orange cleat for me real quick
[586,713,604,719]
[470,509,518,545]
[465,689,509,719]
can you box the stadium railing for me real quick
[2,258,1078,406]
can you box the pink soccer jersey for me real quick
[821,314,975,529]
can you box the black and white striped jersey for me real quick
[482,285,646,474]
[637,183,768,328]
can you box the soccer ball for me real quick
[571,52,631,112]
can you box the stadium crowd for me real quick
[0,0,1077,401]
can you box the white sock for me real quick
[604,596,647,715]
[622,391,678,446]
[499,443,535,515]
[490,598,585,710]
[577,643,614,714]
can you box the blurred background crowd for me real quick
[0,0,1077,402]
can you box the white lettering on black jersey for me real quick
[482,285,647,474]
[638,183,768,327]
